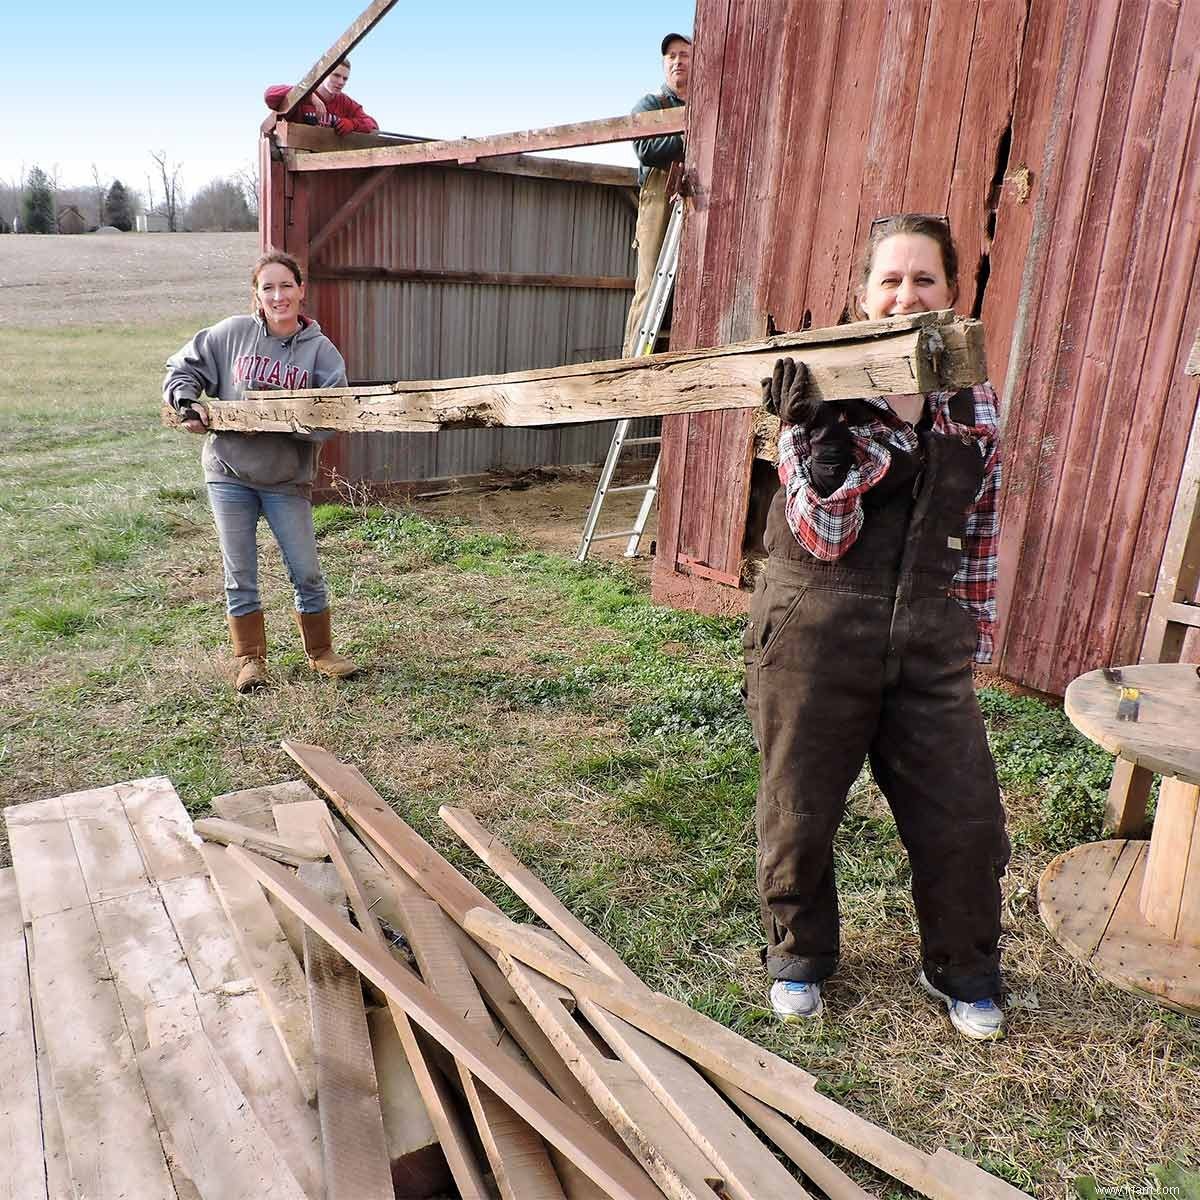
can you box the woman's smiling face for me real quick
[862,232,957,320]
[255,261,305,334]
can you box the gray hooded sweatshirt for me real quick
[163,314,347,496]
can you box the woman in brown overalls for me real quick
[745,215,1010,1040]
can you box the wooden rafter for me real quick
[281,0,398,118]
[285,107,685,173]
[276,122,638,187]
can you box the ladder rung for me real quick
[607,483,653,494]
[590,529,641,541]
[623,436,662,446]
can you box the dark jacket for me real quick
[632,86,684,186]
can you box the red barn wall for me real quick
[654,0,1200,695]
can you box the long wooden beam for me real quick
[281,0,398,117]
[277,123,639,187]
[286,108,686,173]
[181,312,984,435]
[224,847,661,1200]
[465,910,1031,1200]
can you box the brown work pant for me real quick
[622,167,672,356]
[745,570,1010,1002]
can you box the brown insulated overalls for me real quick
[744,390,1010,1003]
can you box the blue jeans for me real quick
[207,482,328,617]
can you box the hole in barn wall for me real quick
[802,309,812,331]
[971,119,1014,319]
[766,312,779,337]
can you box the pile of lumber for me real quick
[2,742,1030,1200]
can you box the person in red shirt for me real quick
[264,59,378,136]
[746,214,1010,1042]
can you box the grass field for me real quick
[0,234,1196,1199]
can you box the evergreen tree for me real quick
[103,180,134,232]
[21,167,55,234]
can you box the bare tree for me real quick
[149,151,184,232]
[91,164,107,229]
[232,160,260,223]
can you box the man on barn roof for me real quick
[264,59,379,136]
[622,32,691,356]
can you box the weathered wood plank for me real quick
[226,847,661,1200]
[91,888,197,1051]
[29,947,73,1200]
[299,862,394,1200]
[117,776,204,883]
[288,107,685,172]
[321,824,487,1200]
[141,993,309,1200]
[59,786,149,905]
[212,784,323,955]
[272,800,335,859]
[279,0,398,117]
[212,780,322,828]
[30,904,176,1199]
[705,1072,876,1200]
[504,958,728,1200]
[178,312,984,434]
[439,806,820,1200]
[468,910,1030,1200]
[158,873,246,992]
[198,841,317,1102]
[195,987,324,1200]
[4,799,89,921]
[392,889,566,1200]
[195,817,326,867]
[0,869,46,1200]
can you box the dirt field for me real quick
[0,231,259,326]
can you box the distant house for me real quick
[56,205,88,235]
[136,212,170,233]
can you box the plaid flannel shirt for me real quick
[776,382,1002,663]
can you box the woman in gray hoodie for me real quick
[163,251,357,691]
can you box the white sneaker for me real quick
[918,971,1006,1041]
[770,979,824,1021]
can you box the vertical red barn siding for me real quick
[654,0,1200,696]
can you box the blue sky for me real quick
[9,1,695,199]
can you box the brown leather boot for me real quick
[293,608,358,678]
[227,610,268,693]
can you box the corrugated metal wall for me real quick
[655,0,1200,695]
[270,159,645,486]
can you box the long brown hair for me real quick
[250,251,304,318]
[852,214,958,318]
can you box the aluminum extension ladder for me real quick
[576,195,684,561]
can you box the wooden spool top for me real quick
[1064,663,1200,785]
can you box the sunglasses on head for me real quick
[870,212,951,232]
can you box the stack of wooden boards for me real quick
[1,741,1032,1200]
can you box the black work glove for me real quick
[761,357,853,497]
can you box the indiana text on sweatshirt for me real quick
[163,314,346,496]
